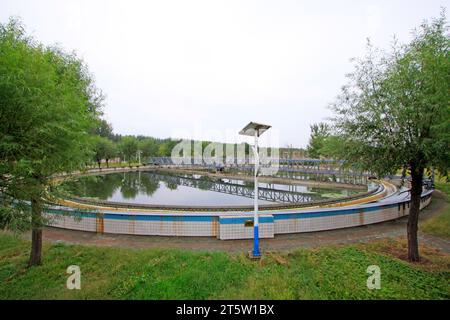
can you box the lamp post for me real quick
[137,150,142,165]
[239,122,271,258]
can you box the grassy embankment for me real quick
[1,180,448,300]
[0,233,448,300]
[421,181,450,238]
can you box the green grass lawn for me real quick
[421,182,450,238]
[0,233,448,300]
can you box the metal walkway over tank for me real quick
[145,157,371,185]
[149,172,324,204]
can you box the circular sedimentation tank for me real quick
[45,166,433,240]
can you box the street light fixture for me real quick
[239,121,271,259]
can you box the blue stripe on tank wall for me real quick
[219,216,274,225]
[45,200,407,223]
[273,202,400,221]
[45,208,97,219]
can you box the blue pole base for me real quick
[252,225,261,258]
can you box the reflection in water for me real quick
[60,171,363,206]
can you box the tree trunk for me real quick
[28,195,43,267]
[407,163,423,262]
[106,159,109,168]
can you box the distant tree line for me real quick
[92,123,182,168]
[91,118,302,167]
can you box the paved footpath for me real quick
[41,191,450,254]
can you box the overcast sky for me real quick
[1,1,447,147]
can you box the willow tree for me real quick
[306,123,331,158]
[119,136,138,165]
[94,136,117,168]
[330,13,449,261]
[0,18,103,266]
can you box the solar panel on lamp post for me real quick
[239,122,271,259]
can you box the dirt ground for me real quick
[40,190,450,253]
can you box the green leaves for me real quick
[330,11,449,177]
[93,136,117,166]
[306,123,330,158]
[0,17,103,229]
[118,136,139,164]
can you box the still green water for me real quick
[59,171,364,206]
